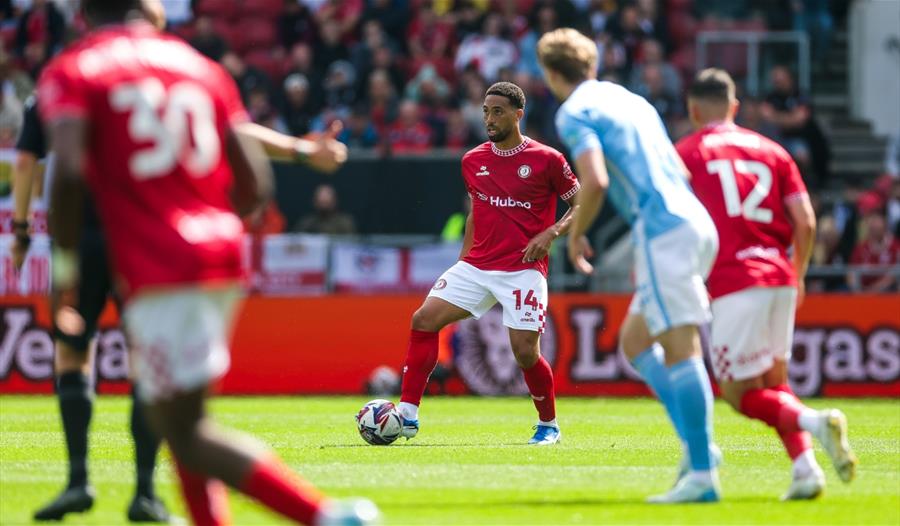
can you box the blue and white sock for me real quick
[669,356,715,472]
[632,344,686,442]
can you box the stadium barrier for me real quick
[1,294,897,398]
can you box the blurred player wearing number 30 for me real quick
[396,82,580,445]
[38,1,374,524]
[677,68,856,500]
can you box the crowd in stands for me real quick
[0,0,896,290]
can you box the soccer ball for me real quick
[355,399,403,445]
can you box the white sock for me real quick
[792,449,819,478]
[398,402,418,421]
[798,408,822,435]
[539,419,558,428]
[687,470,714,486]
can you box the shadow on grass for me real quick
[384,495,777,509]
[319,443,529,449]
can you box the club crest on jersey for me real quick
[476,165,490,176]
[517,165,532,179]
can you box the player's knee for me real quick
[54,341,90,374]
[410,307,441,332]
[719,385,745,412]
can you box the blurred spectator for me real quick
[315,19,351,72]
[886,129,900,179]
[736,96,780,140]
[584,0,618,34]
[516,5,558,79]
[407,3,454,62]
[222,51,273,102]
[245,202,287,236]
[1,0,14,27]
[15,0,64,72]
[607,2,651,72]
[351,20,396,87]
[247,87,288,133]
[629,39,680,98]
[636,64,682,132]
[366,68,399,131]
[387,99,434,153]
[441,107,479,148]
[405,64,450,105]
[279,0,318,49]
[0,87,22,147]
[0,47,33,103]
[888,179,900,238]
[294,184,357,235]
[189,15,227,61]
[452,0,490,40]
[360,0,409,41]
[284,43,324,109]
[339,104,380,148]
[314,0,364,43]
[369,44,405,93]
[454,13,517,82]
[848,204,900,292]
[694,0,750,20]
[792,0,832,64]
[596,32,626,78]
[531,0,579,30]
[322,60,358,113]
[458,73,488,143]
[281,73,317,136]
[761,65,830,189]
[808,215,847,292]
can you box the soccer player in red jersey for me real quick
[396,82,580,445]
[677,69,857,500]
[37,1,377,524]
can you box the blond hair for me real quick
[537,28,598,84]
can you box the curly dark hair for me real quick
[485,82,526,110]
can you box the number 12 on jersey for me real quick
[513,289,539,311]
[707,159,774,224]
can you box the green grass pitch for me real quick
[1,396,898,525]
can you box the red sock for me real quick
[522,356,556,422]
[399,329,439,406]
[240,456,324,525]
[771,384,813,459]
[175,461,231,526]
[739,387,804,433]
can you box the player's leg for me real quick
[398,262,494,436]
[34,231,107,521]
[642,221,719,504]
[129,286,378,525]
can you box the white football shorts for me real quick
[710,286,797,382]
[428,261,548,332]
[124,284,242,402]
[629,217,719,337]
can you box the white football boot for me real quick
[782,467,826,501]
[674,443,723,487]
[812,409,857,483]
[315,498,381,526]
[648,473,721,504]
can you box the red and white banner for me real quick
[0,234,51,296]
[247,234,328,295]
[331,241,460,293]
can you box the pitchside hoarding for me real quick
[1,294,897,397]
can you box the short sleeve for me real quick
[36,57,90,123]
[780,151,808,204]
[15,95,47,158]
[555,106,602,160]
[550,151,580,201]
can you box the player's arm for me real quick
[567,147,608,274]
[235,121,347,174]
[459,209,474,260]
[521,195,579,263]
[226,127,274,217]
[786,194,816,305]
[46,117,88,289]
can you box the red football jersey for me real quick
[677,122,808,299]
[461,138,579,276]
[38,23,249,298]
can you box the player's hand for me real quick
[11,235,30,271]
[302,121,348,174]
[567,234,595,275]
[522,228,557,263]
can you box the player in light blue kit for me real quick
[538,28,721,503]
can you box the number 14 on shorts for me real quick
[513,289,539,311]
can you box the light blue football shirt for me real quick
[555,80,707,239]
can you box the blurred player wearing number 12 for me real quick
[38,1,375,524]
[677,69,857,500]
[397,82,580,445]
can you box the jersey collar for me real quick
[491,136,530,157]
